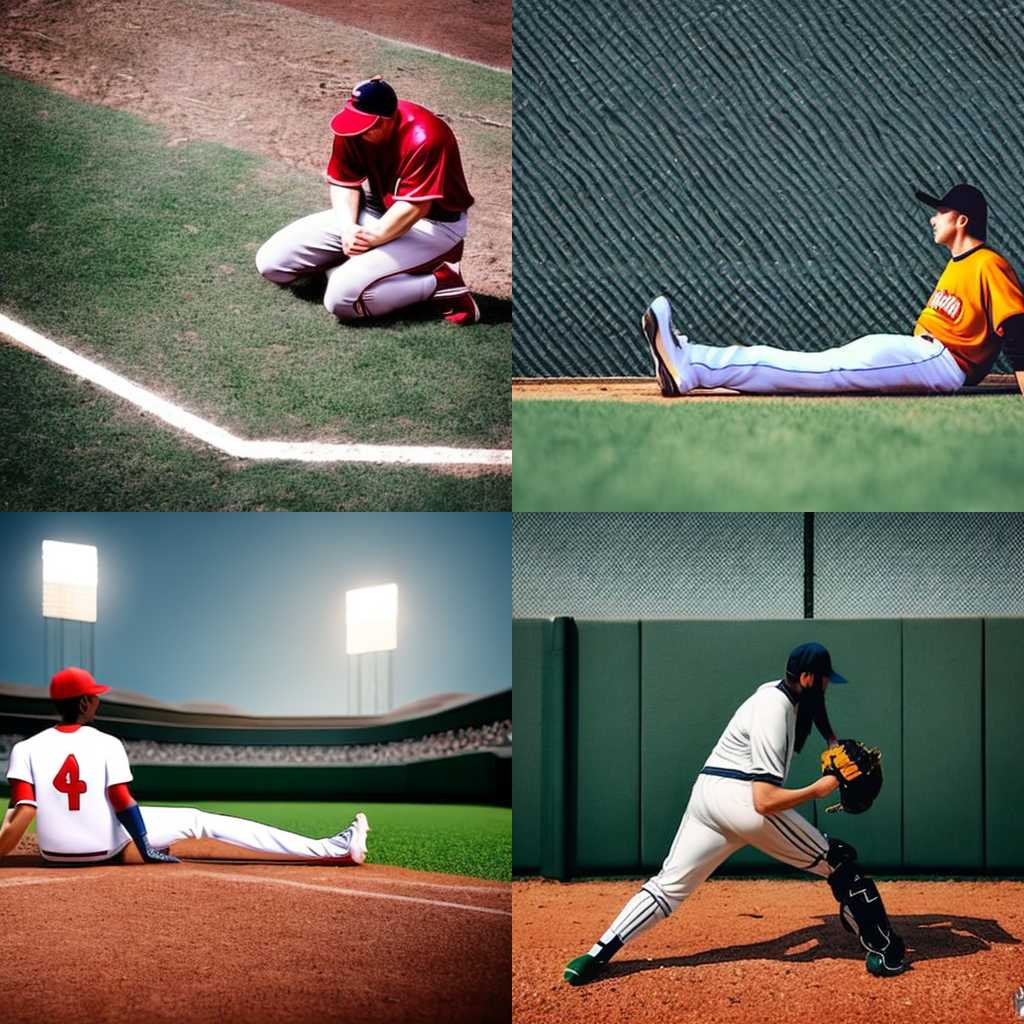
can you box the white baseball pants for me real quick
[255,208,467,320]
[111,806,352,860]
[687,333,966,393]
[596,774,832,953]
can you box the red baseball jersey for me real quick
[326,100,474,219]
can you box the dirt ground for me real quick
[1,834,511,1024]
[512,375,1020,402]
[1,0,510,298]
[513,877,1024,1024]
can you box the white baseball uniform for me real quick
[591,681,834,956]
[7,725,361,864]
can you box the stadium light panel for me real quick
[346,583,398,655]
[42,540,98,623]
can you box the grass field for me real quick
[24,801,511,881]
[0,72,510,510]
[513,397,1024,509]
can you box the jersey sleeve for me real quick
[326,135,367,187]
[748,697,788,783]
[6,740,33,785]
[105,738,133,786]
[394,135,448,203]
[983,256,1024,334]
[9,779,36,808]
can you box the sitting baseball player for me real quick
[564,643,906,987]
[256,76,479,325]
[0,668,370,866]
[642,183,1024,395]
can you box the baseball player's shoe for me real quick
[640,295,694,396]
[431,262,480,325]
[563,953,606,986]
[328,812,371,865]
[864,935,908,976]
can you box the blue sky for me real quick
[0,513,510,715]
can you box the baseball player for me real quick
[0,668,370,865]
[563,643,907,986]
[256,77,479,325]
[643,183,1024,395]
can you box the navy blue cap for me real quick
[330,78,399,136]
[786,642,848,684]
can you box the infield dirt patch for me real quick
[514,877,1024,1024]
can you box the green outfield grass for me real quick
[0,72,510,510]
[513,397,1024,510]
[23,801,511,881]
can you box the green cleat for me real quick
[564,953,606,986]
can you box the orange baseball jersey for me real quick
[914,245,1024,384]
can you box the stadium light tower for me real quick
[345,583,397,715]
[42,540,98,679]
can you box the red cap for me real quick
[330,77,398,137]
[50,667,110,701]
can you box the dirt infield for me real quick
[1,0,510,298]
[513,877,1024,1024]
[1,836,511,1024]
[512,375,1020,402]
[270,0,511,68]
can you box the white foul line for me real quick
[0,313,511,467]
[180,868,512,916]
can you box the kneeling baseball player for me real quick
[564,643,905,986]
[643,183,1024,395]
[256,76,479,325]
[0,668,370,866]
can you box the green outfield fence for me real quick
[513,617,1023,877]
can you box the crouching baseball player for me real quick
[564,643,907,986]
[0,668,370,866]
[643,183,1024,395]
[256,76,479,325]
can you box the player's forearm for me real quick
[0,805,35,855]
[1016,370,1024,395]
[329,184,362,226]
[754,776,837,816]
[364,201,426,245]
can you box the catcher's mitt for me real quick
[820,739,882,814]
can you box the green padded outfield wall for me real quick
[513,0,1021,376]
[985,619,1024,870]
[515,616,1023,877]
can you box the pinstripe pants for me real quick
[602,774,831,951]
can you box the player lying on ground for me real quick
[256,76,480,325]
[642,183,1024,395]
[564,642,907,986]
[0,668,369,866]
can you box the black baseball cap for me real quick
[330,77,399,137]
[914,183,987,239]
[786,642,848,684]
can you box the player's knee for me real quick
[255,242,297,284]
[323,276,368,320]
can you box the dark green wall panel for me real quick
[512,619,547,873]
[983,619,1024,869]
[573,621,640,873]
[903,619,983,869]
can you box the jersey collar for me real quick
[55,724,83,733]
[776,680,800,706]
[952,242,986,262]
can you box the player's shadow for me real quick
[282,274,511,324]
[603,914,1020,982]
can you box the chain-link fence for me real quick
[513,514,1024,618]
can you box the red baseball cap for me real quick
[50,667,110,701]
[330,77,398,137]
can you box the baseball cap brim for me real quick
[828,670,849,685]
[330,103,381,137]
[914,191,944,208]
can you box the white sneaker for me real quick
[329,812,370,865]
[640,295,696,395]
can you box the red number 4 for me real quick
[53,754,87,811]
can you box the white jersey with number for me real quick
[6,726,133,862]
[700,680,798,785]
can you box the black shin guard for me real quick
[826,840,905,966]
